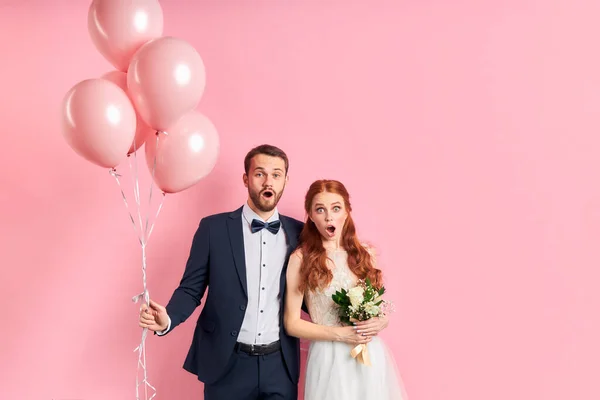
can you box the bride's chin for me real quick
[321,234,337,241]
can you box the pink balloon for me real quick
[61,79,136,168]
[145,111,219,194]
[128,36,206,132]
[88,0,164,72]
[101,70,155,155]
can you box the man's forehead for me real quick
[250,155,286,170]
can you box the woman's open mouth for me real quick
[325,225,336,236]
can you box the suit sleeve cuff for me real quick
[155,316,172,336]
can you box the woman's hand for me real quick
[353,315,389,337]
[334,326,372,345]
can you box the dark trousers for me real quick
[204,347,297,400]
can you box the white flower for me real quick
[347,286,365,307]
[364,302,381,316]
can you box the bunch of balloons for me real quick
[59,2,220,399]
[60,0,219,194]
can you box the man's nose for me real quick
[264,175,274,185]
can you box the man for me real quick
[139,144,304,399]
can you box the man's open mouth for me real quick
[262,190,274,199]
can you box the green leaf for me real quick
[332,290,351,307]
[332,294,342,304]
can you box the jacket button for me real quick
[240,305,246,311]
[231,331,238,336]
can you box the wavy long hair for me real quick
[298,180,383,292]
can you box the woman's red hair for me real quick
[298,179,383,292]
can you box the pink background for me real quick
[1,0,600,399]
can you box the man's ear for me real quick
[243,173,248,188]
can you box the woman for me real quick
[284,179,408,399]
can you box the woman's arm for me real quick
[284,251,369,344]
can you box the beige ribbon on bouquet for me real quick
[350,343,372,366]
[349,317,372,366]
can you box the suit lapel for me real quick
[279,215,298,293]
[281,216,299,255]
[227,207,248,297]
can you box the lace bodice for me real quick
[305,249,359,327]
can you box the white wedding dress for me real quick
[303,249,409,400]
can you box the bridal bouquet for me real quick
[332,278,392,366]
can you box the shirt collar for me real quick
[242,202,280,224]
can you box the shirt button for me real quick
[260,310,264,313]
[258,333,262,336]
[231,331,238,336]
[240,305,246,311]
[263,242,266,244]
[262,287,265,290]
[262,264,266,267]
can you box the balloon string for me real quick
[132,242,156,400]
[133,134,161,400]
[110,165,155,400]
[109,168,141,245]
[110,132,166,400]
[147,193,165,242]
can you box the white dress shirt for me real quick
[158,203,288,345]
[237,203,288,344]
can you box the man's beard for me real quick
[249,187,284,212]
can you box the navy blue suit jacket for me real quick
[161,206,304,385]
